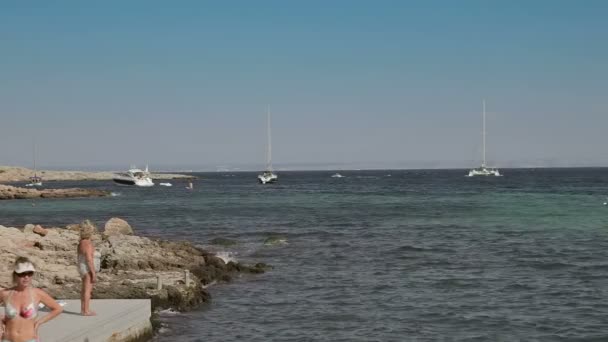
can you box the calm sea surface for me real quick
[2,168,608,341]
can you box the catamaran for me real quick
[258,106,278,184]
[467,100,501,177]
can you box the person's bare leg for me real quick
[80,275,87,314]
[82,274,96,316]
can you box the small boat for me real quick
[25,143,43,187]
[25,175,43,187]
[467,100,501,177]
[258,171,278,184]
[185,182,194,190]
[113,165,154,187]
[331,173,344,178]
[468,167,501,177]
[258,106,278,184]
[159,182,172,187]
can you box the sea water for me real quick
[1,168,608,341]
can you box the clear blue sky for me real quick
[1,1,606,170]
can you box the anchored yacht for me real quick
[113,166,154,187]
[258,106,278,184]
[25,143,43,187]
[467,100,501,177]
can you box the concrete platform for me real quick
[1,299,152,342]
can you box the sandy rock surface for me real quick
[0,184,109,200]
[0,219,268,311]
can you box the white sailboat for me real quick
[25,142,42,187]
[467,100,501,177]
[258,106,278,184]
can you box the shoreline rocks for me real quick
[0,184,110,200]
[0,219,268,313]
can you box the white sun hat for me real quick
[14,261,36,274]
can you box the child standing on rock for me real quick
[78,221,98,316]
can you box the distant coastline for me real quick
[2,165,607,184]
[0,166,195,183]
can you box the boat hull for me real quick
[258,173,278,184]
[467,168,501,177]
[113,177,154,187]
[113,178,136,186]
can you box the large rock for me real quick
[33,225,48,236]
[104,217,134,236]
[24,224,36,233]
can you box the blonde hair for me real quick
[79,220,96,240]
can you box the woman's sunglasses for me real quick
[16,271,35,278]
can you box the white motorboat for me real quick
[258,106,278,184]
[467,100,501,177]
[159,182,172,187]
[331,173,344,178]
[113,165,154,187]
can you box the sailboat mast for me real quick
[266,105,272,171]
[482,100,486,167]
[32,140,37,176]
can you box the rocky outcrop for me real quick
[0,184,109,200]
[0,218,269,312]
[0,166,194,183]
[104,217,134,236]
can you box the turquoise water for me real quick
[2,168,608,341]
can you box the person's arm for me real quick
[0,289,4,336]
[34,289,63,332]
[85,241,97,283]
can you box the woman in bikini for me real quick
[78,222,97,316]
[0,257,63,342]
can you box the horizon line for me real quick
[4,164,608,173]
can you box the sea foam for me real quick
[215,251,238,264]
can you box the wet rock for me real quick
[263,235,289,246]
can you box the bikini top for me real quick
[4,288,38,320]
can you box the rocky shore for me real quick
[0,166,194,183]
[0,218,268,313]
[0,184,110,200]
